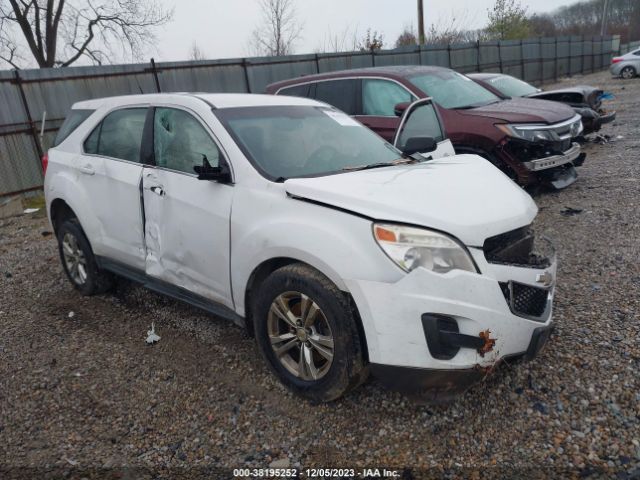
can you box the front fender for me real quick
[230,188,403,316]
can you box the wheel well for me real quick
[50,199,77,233]
[242,258,369,362]
[244,257,299,336]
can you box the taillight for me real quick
[41,153,49,174]
[611,57,622,64]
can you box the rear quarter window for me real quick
[277,83,312,98]
[53,109,95,147]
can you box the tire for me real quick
[57,219,114,295]
[621,66,636,79]
[253,263,367,402]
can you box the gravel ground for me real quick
[1,70,639,480]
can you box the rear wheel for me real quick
[57,219,114,295]
[621,66,636,79]
[253,264,367,402]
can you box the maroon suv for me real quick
[266,66,586,189]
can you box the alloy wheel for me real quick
[621,67,635,79]
[62,232,88,285]
[267,291,334,381]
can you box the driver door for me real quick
[393,98,455,159]
[142,106,234,307]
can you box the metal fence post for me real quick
[150,58,161,92]
[476,40,481,72]
[314,53,320,74]
[498,40,503,73]
[520,39,525,80]
[242,59,252,93]
[553,36,558,82]
[12,69,44,164]
[581,35,585,74]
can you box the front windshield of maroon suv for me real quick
[409,71,500,109]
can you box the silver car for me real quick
[610,48,640,79]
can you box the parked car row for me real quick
[267,66,591,190]
[43,59,621,402]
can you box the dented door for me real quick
[142,107,234,307]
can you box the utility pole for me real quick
[418,0,425,45]
[600,0,609,36]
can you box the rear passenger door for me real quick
[81,107,147,269]
[142,106,234,306]
[356,79,415,142]
[312,79,359,116]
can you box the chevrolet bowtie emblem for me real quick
[536,271,553,287]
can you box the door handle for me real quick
[150,186,165,197]
[78,164,95,175]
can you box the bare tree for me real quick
[317,26,359,53]
[397,13,479,47]
[189,41,205,61]
[358,29,384,52]
[395,24,418,47]
[0,0,173,69]
[249,0,303,57]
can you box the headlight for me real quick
[496,124,559,142]
[373,223,477,274]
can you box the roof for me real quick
[467,73,503,80]
[266,65,451,91]
[72,93,322,110]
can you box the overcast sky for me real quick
[153,0,578,62]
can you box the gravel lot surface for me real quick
[1,70,639,479]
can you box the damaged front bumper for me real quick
[345,239,557,397]
[522,143,582,171]
[501,138,585,189]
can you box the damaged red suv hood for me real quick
[458,97,576,124]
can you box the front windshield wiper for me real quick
[454,100,501,110]
[341,157,421,172]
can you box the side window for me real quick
[634,50,640,56]
[313,79,358,115]
[83,108,147,162]
[396,103,445,148]
[84,124,100,154]
[154,108,221,174]
[278,83,311,98]
[362,79,414,116]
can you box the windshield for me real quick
[486,75,538,97]
[409,71,500,109]
[215,106,401,180]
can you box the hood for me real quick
[458,97,576,124]
[527,86,602,109]
[284,155,537,247]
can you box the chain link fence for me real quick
[0,34,624,197]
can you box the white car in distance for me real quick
[44,93,556,402]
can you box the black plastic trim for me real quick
[96,256,244,327]
[421,313,484,360]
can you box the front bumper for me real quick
[522,143,582,172]
[345,246,557,379]
[370,323,554,398]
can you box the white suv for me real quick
[45,93,556,402]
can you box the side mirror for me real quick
[193,157,232,183]
[394,102,411,117]
[401,136,437,156]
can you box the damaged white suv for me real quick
[45,93,556,402]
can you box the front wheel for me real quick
[621,66,636,79]
[253,264,367,402]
